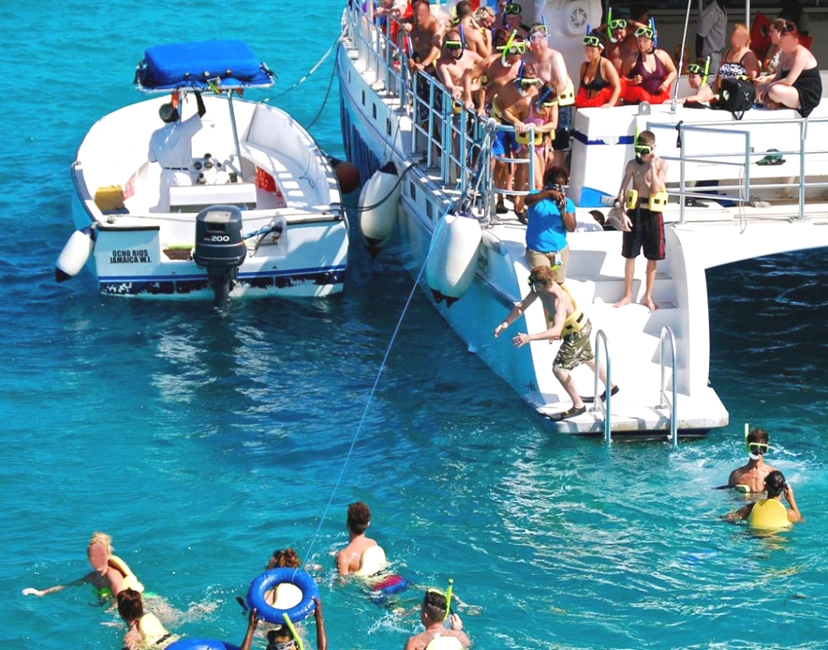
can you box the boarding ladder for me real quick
[593,327,678,446]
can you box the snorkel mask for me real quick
[634,143,653,163]
[744,424,769,460]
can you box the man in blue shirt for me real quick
[524,166,576,283]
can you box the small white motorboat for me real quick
[61,40,349,308]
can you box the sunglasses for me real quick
[497,41,526,54]
[444,40,463,50]
[686,63,703,75]
[634,26,654,39]
[503,3,522,15]
[609,18,627,30]
[583,36,603,48]
[634,144,653,155]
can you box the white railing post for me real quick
[592,329,612,445]
[659,326,678,446]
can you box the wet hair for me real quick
[637,130,656,147]
[422,590,448,621]
[764,470,787,498]
[747,428,769,445]
[543,165,568,187]
[117,588,143,622]
[530,265,555,284]
[347,501,372,534]
[267,625,295,649]
[267,547,301,570]
[88,532,113,556]
[456,0,472,19]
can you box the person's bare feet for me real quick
[641,296,658,311]
[614,295,632,308]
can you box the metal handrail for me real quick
[659,326,678,447]
[592,329,612,445]
[648,116,828,224]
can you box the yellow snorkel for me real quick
[702,55,710,86]
[443,578,454,622]
[282,612,305,650]
[500,30,517,66]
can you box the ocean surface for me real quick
[3,1,827,648]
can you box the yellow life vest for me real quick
[355,545,387,577]
[557,77,575,106]
[138,612,173,646]
[559,284,586,336]
[92,555,144,598]
[515,129,543,146]
[748,498,790,530]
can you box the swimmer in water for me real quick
[724,470,802,525]
[728,428,777,494]
[23,532,142,601]
[241,601,327,650]
[336,501,381,576]
[118,588,176,649]
[404,590,471,650]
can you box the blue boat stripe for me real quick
[572,131,635,146]
[101,265,347,283]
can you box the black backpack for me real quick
[711,78,756,120]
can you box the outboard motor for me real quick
[193,205,247,310]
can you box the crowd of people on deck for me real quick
[367,0,822,419]
[25,504,471,650]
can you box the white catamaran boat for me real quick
[60,40,348,308]
[337,0,828,438]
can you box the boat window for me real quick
[426,201,433,220]
[409,182,416,201]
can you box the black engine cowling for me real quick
[193,205,247,310]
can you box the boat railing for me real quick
[647,116,828,224]
[344,2,537,224]
[592,329,612,445]
[659,326,678,447]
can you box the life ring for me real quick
[166,640,240,650]
[247,568,319,624]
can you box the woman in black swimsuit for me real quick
[574,32,622,108]
[758,22,822,117]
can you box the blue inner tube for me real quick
[166,640,240,650]
[247,568,320,624]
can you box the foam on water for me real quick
[2,1,828,648]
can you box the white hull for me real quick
[69,95,347,299]
[337,2,828,436]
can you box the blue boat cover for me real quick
[135,40,274,92]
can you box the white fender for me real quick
[425,214,482,307]
[55,226,95,283]
[359,161,400,258]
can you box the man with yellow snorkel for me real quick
[405,588,471,650]
[728,427,777,494]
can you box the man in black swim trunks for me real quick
[612,130,669,311]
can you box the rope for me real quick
[276,29,346,100]
[300,184,460,568]
[304,45,340,131]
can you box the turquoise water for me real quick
[3,1,828,648]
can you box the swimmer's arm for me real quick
[335,550,351,576]
[727,468,742,487]
[549,51,568,96]
[240,608,259,650]
[723,503,753,522]
[314,597,328,650]
[27,573,92,596]
[656,157,669,187]
[785,485,803,523]
[107,567,126,598]
[604,60,622,107]
[494,293,538,338]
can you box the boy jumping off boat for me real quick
[494,266,617,421]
